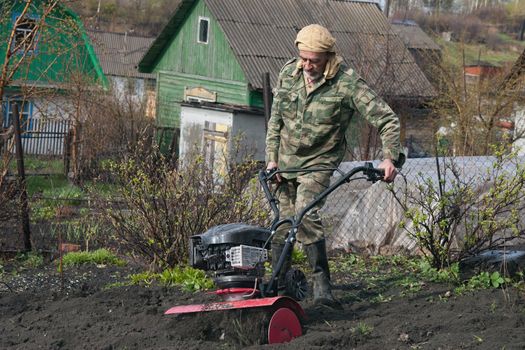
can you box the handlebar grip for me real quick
[364,162,384,182]
[263,168,280,183]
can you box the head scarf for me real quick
[295,24,336,53]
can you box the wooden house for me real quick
[0,0,106,155]
[138,0,436,162]
[88,30,156,118]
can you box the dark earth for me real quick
[1,223,525,350]
[2,252,525,350]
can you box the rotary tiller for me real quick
[164,162,384,344]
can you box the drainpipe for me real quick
[262,72,272,134]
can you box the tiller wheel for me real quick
[267,307,302,344]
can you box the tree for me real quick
[422,41,524,156]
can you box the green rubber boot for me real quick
[305,239,343,310]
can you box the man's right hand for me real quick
[266,161,282,182]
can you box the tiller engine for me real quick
[164,163,384,344]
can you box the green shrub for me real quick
[392,148,525,269]
[31,205,56,221]
[51,216,108,250]
[413,258,459,283]
[351,321,373,336]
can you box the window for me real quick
[2,99,33,137]
[198,17,209,44]
[13,15,38,53]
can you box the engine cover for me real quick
[189,223,271,270]
[189,223,271,288]
[191,223,271,247]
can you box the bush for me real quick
[102,142,270,270]
[64,74,156,183]
[391,147,525,269]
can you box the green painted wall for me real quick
[153,0,255,128]
[0,1,103,88]
[157,71,251,128]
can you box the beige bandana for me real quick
[295,24,336,53]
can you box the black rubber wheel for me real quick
[284,268,308,301]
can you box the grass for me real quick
[434,35,524,68]
[9,156,64,174]
[26,174,70,196]
[330,254,516,305]
[61,249,126,268]
[106,266,215,292]
[351,321,374,336]
[16,252,44,268]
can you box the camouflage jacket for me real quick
[265,58,405,178]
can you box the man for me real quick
[265,24,405,308]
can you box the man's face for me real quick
[299,50,329,81]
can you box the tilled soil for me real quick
[1,259,525,350]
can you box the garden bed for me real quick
[1,252,525,349]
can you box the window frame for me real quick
[11,12,40,55]
[197,16,210,44]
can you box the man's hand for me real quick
[266,161,282,182]
[378,159,397,183]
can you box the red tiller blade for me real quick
[164,296,305,320]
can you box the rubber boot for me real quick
[271,242,292,294]
[305,239,342,310]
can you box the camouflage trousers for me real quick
[273,172,331,245]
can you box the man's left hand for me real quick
[378,159,397,183]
